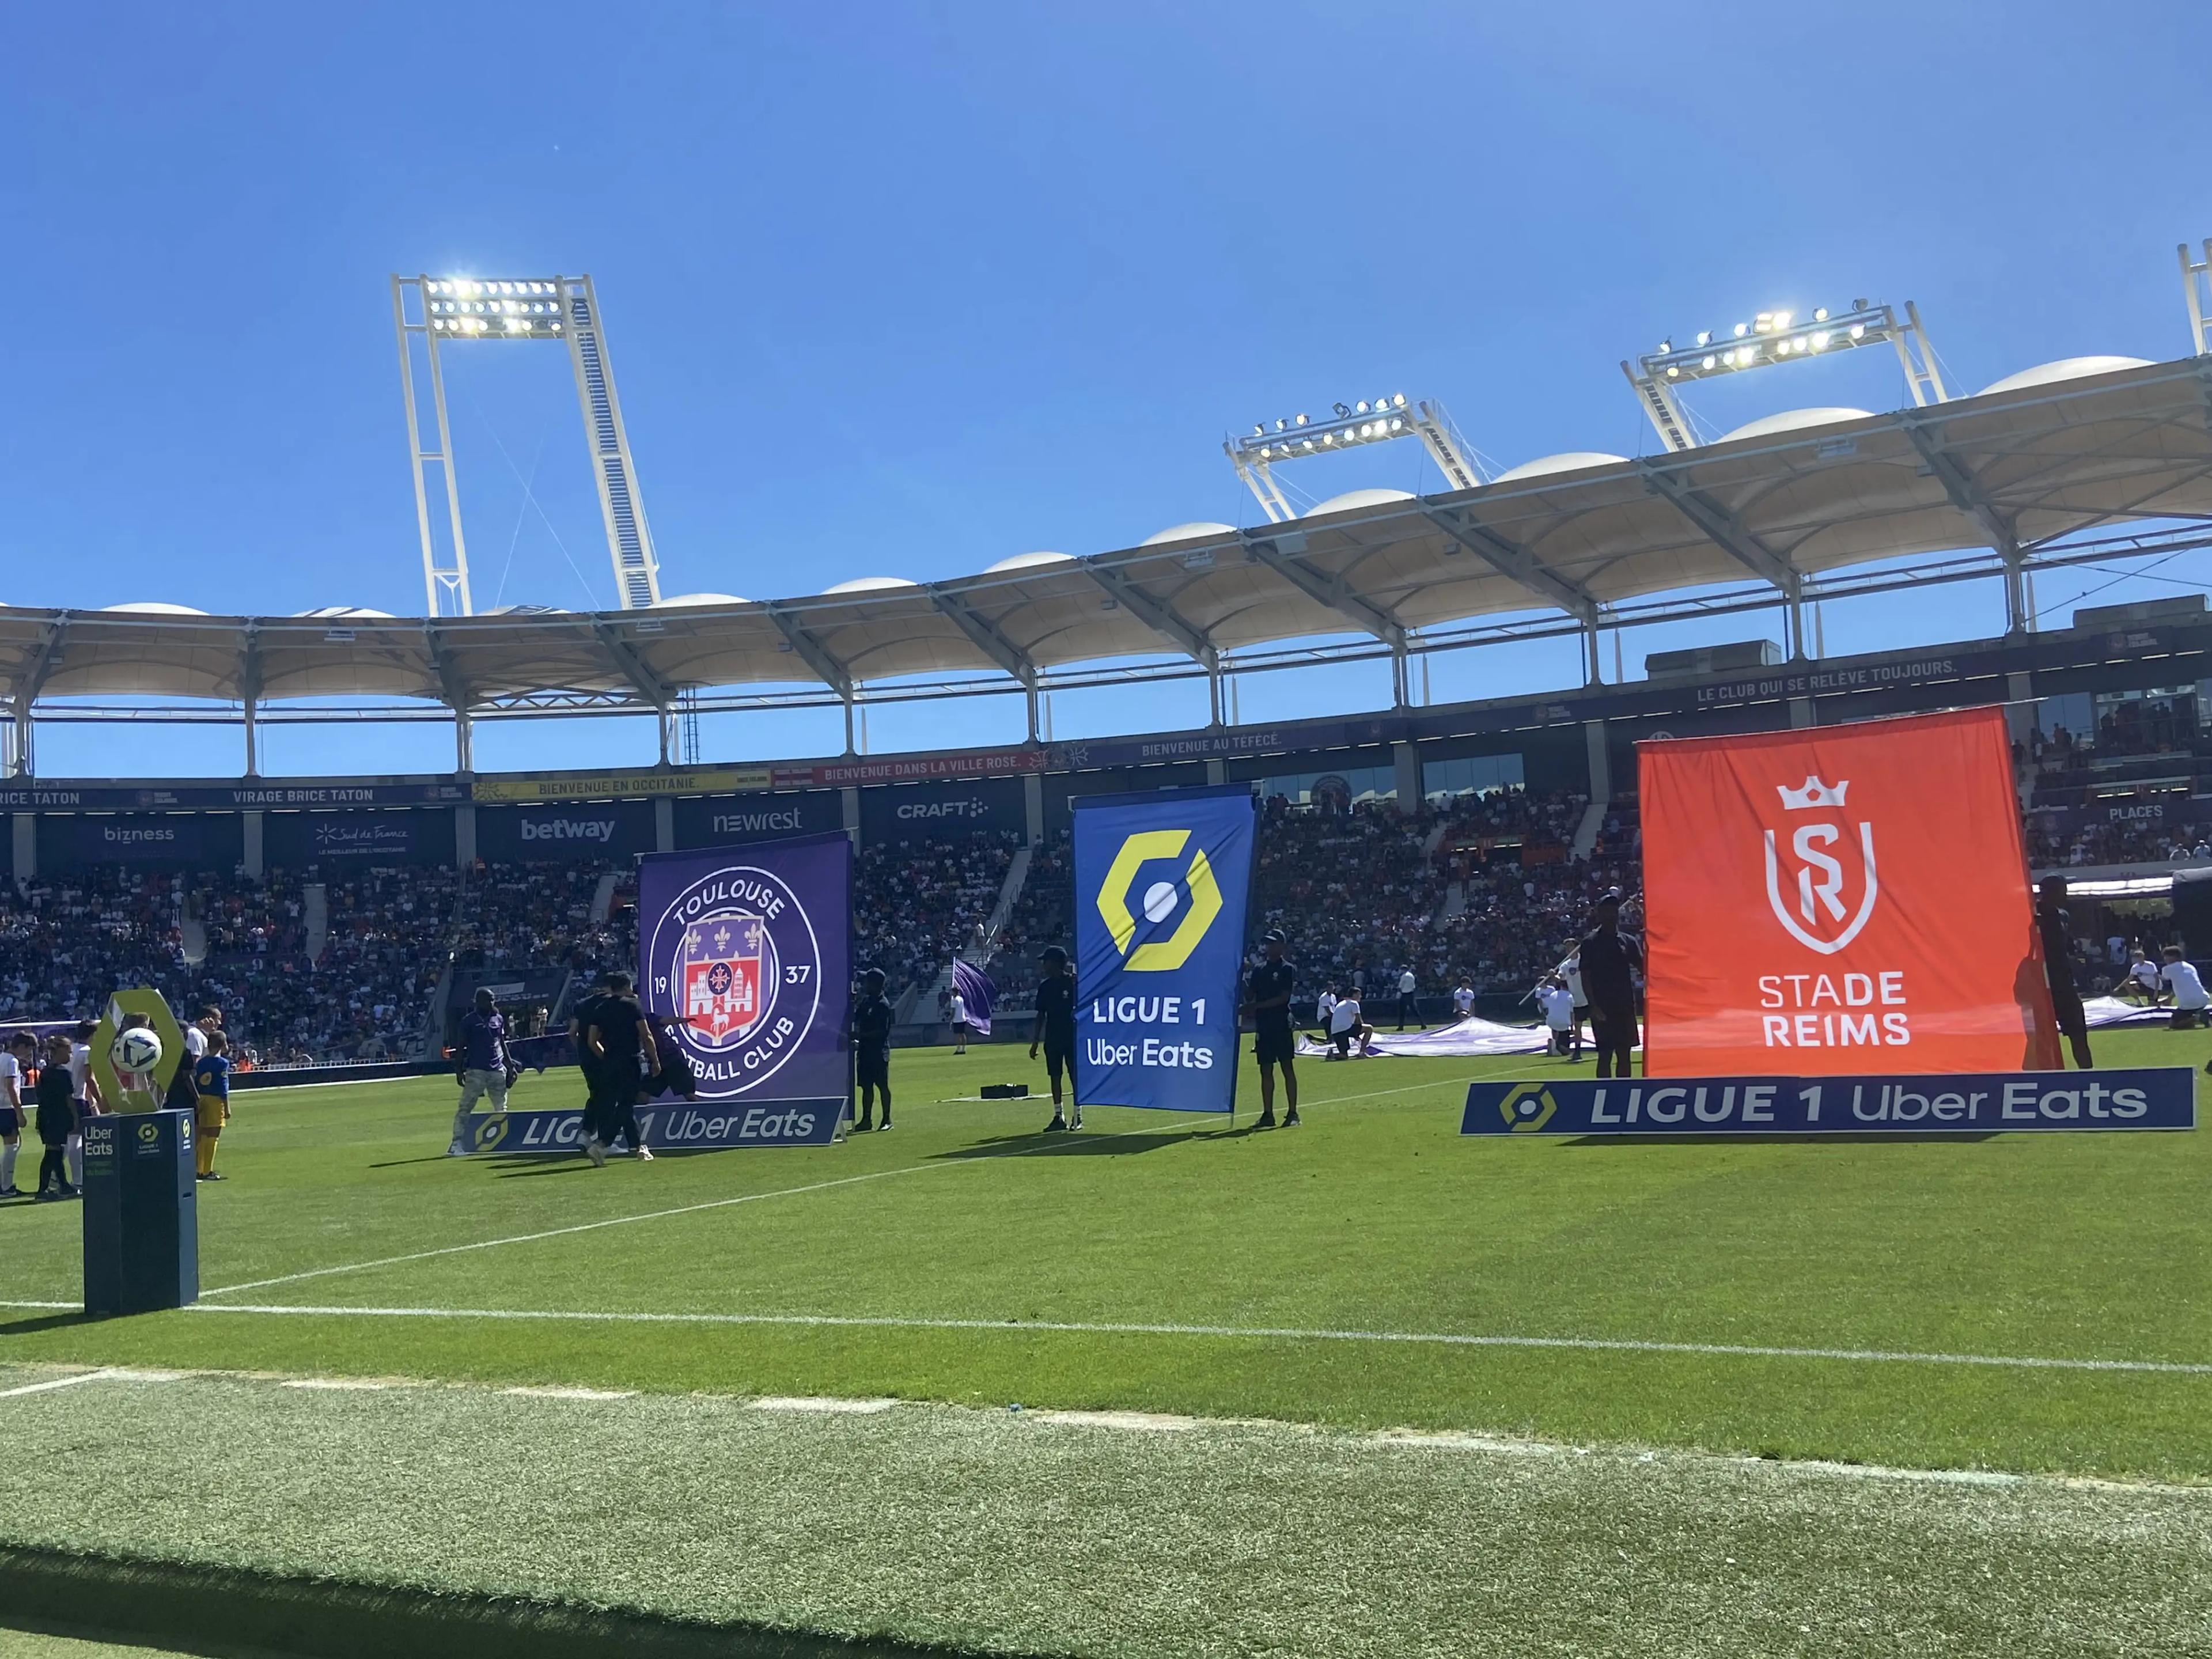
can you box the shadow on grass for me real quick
[0,1311,93,1337]
[1563,1132,2001,1146]
[930,1128,1214,1161]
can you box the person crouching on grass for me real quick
[2159,945,2210,1031]
[192,1030,232,1181]
[32,1035,78,1201]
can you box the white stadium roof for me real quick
[5,355,2210,717]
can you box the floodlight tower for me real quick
[391,273,661,615]
[1620,300,1946,452]
[2183,240,2212,356]
[1225,393,1485,522]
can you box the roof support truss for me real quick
[1238,532,1404,645]
[7,613,67,777]
[1635,462,1799,591]
[421,623,473,712]
[1418,509,1597,623]
[12,614,70,713]
[766,605,854,697]
[929,586,1039,687]
[591,618,675,709]
[1081,559,1214,664]
[1901,418,2018,553]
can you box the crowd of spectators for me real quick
[851,831,1020,1002]
[450,860,634,979]
[18,770,2212,1054]
[0,858,649,1066]
[2022,817,2212,868]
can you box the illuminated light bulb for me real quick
[1695,331,1711,346]
[1849,323,1865,338]
[1813,307,1829,322]
[1355,400,1369,414]
[1701,354,1717,370]
[1665,366,1680,378]
[1774,312,1791,329]
[1658,340,1672,354]
[1734,323,1749,338]
[1294,413,1308,425]
[1388,416,1403,430]
[1392,393,1407,407]
[1812,331,1830,349]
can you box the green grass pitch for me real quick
[5,1033,2212,1655]
[6,1031,2212,1475]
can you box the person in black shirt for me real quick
[2037,876,2093,1069]
[568,971,614,1157]
[33,1035,78,1201]
[1029,946,1079,1132]
[850,967,894,1131]
[1244,929,1300,1128]
[582,971,658,1165]
[1578,895,1644,1080]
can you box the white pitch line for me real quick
[175,1301,2212,1377]
[0,1369,125,1399]
[198,1121,1202,1299]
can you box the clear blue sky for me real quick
[3,2,2207,779]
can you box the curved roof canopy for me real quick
[6,357,2209,713]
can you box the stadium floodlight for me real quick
[1620,298,1948,453]
[391,272,661,616]
[1224,393,1484,522]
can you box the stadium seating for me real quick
[18,770,2212,1061]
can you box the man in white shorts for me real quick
[66,1020,104,1188]
[0,1035,24,1198]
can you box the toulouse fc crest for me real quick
[645,862,823,1100]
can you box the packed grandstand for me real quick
[5,668,2206,1067]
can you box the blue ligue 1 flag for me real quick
[637,831,853,1144]
[1073,785,1257,1113]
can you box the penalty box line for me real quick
[200,1074,1478,1301]
[171,1301,2212,1378]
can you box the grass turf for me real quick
[2,1032,2211,1480]
[1,1366,2208,1659]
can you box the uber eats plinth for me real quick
[82,1111,198,1315]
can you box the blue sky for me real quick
[3,2,2207,778]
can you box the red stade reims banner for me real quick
[1639,706,2060,1076]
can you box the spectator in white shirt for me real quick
[1327,993,1368,1059]
[2159,947,2209,1029]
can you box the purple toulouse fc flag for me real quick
[952,959,995,1038]
[638,830,853,1135]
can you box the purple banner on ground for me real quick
[636,831,851,1115]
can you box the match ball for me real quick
[112,1027,163,1074]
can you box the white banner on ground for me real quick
[1295,1016,1552,1059]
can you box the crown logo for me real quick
[1777,775,1848,810]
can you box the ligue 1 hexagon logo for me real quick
[646,861,823,1101]
[1498,1084,1558,1132]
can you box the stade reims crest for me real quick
[1761,774,1880,955]
[681,914,766,1043]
